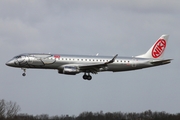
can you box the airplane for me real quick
[6,34,172,80]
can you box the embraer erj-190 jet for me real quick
[6,34,172,80]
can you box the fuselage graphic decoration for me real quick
[6,34,172,80]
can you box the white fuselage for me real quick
[6,53,169,73]
[5,34,172,80]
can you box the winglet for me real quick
[106,54,118,64]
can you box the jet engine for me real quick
[58,66,80,75]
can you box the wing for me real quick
[78,54,118,74]
[61,54,118,74]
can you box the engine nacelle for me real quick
[58,66,80,75]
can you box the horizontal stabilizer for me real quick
[151,59,172,65]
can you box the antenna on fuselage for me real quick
[96,53,99,56]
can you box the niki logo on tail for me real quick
[152,39,166,58]
[6,34,172,80]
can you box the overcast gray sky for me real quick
[0,0,180,116]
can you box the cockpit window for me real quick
[15,56,21,58]
[14,55,26,59]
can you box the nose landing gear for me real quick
[22,68,26,76]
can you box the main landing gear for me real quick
[83,73,92,80]
[22,68,26,76]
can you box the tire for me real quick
[87,75,92,80]
[22,73,26,76]
[83,75,87,80]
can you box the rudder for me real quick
[136,34,169,59]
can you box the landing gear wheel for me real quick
[83,72,92,80]
[22,73,26,76]
[83,74,88,80]
[87,75,92,80]
[21,68,26,77]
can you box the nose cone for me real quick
[6,60,15,67]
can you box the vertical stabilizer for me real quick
[136,34,169,59]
